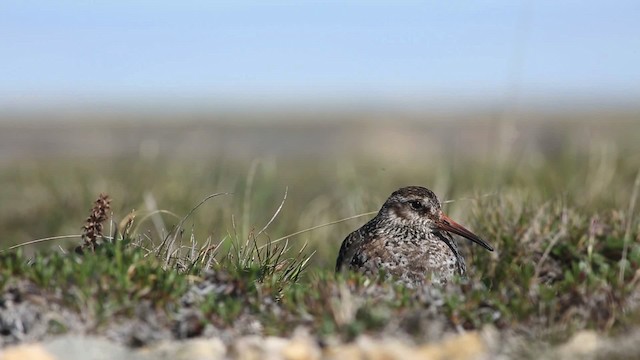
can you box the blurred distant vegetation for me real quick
[1,109,639,264]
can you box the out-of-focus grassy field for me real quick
[2,110,639,264]
[1,109,640,351]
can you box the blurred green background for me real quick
[2,111,639,269]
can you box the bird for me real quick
[336,186,493,287]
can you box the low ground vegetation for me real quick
[1,119,639,355]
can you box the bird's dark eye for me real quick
[409,200,424,211]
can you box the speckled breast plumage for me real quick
[337,217,466,287]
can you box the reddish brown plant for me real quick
[80,193,112,252]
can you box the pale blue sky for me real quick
[1,1,639,112]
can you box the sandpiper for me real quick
[336,186,493,287]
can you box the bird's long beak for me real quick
[436,214,494,251]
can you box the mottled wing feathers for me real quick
[335,231,356,272]
[335,229,364,272]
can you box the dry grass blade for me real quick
[243,159,261,236]
[534,208,569,282]
[441,192,498,204]
[0,235,83,253]
[133,209,181,236]
[619,168,640,283]
[258,211,378,250]
[256,186,288,237]
[158,192,231,256]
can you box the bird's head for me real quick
[381,186,494,251]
